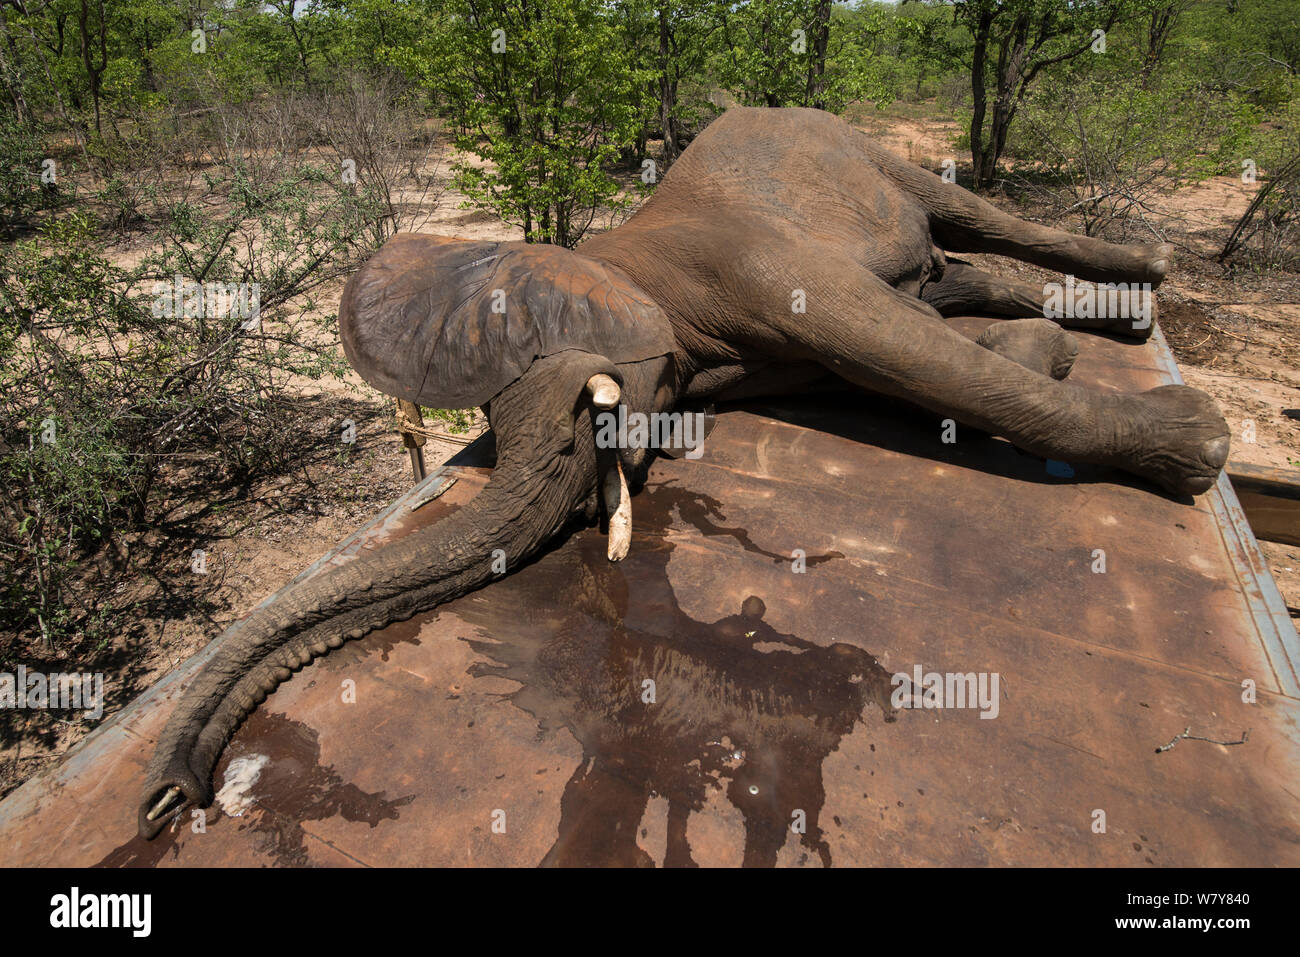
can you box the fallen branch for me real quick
[1206,322,1255,343]
[1155,726,1250,753]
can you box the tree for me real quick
[716,0,885,113]
[717,0,814,108]
[805,0,831,108]
[954,0,1141,191]
[75,0,107,134]
[652,0,721,164]
[1141,1,1194,81]
[414,0,649,247]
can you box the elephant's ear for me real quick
[340,234,675,409]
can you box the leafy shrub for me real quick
[0,215,162,649]
[1005,72,1253,241]
[1221,91,1300,271]
[0,110,63,235]
[422,407,474,435]
[0,141,389,649]
[408,0,649,247]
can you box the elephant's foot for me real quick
[976,318,1078,380]
[1045,278,1160,341]
[1052,239,1172,291]
[1114,385,1230,495]
[1094,281,1159,340]
[1134,242,1173,287]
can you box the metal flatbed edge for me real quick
[1148,326,1300,696]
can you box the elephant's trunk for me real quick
[138,360,603,838]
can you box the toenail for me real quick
[1203,436,1229,465]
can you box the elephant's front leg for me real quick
[760,258,1228,496]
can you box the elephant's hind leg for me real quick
[920,259,1043,317]
[769,261,1227,495]
[852,133,1170,286]
[931,205,1171,289]
[921,259,1156,340]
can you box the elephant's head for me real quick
[138,234,679,838]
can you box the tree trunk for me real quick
[76,0,107,137]
[1142,3,1186,82]
[658,6,678,165]
[969,10,994,190]
[806,0,831,110]
[0,16,31,122]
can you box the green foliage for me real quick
[1007,66,1256,238]
[0,214,164,646]
[712,0,894,112]
[403,0,649,247]
[0,109,63,234]
[993,0,1298,257]
[0,148,384,646]
[952,0,1151,188]
[715,0,818,107]
[422,407,474,435]
[607,0,726,161]
[1220,80,1300,270]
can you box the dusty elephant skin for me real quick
[138,107,1230,840]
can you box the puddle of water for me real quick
[453,481,897,867]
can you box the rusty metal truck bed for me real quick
[1,323,1296,867]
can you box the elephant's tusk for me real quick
[589,374,629,559]
[146,786,185,822]
[604,457,631,562]
[585,373,621,409]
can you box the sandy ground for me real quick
[3,104,1297,799]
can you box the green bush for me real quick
[0,110,63,235]
[0,144,388,649]
[416,0,648,247]
[0,215,161,648]
[1220,90,1300,271]
[1005,70,1254,240]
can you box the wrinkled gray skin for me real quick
[139,107,1229,838]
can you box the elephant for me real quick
[138,106,1230,839]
